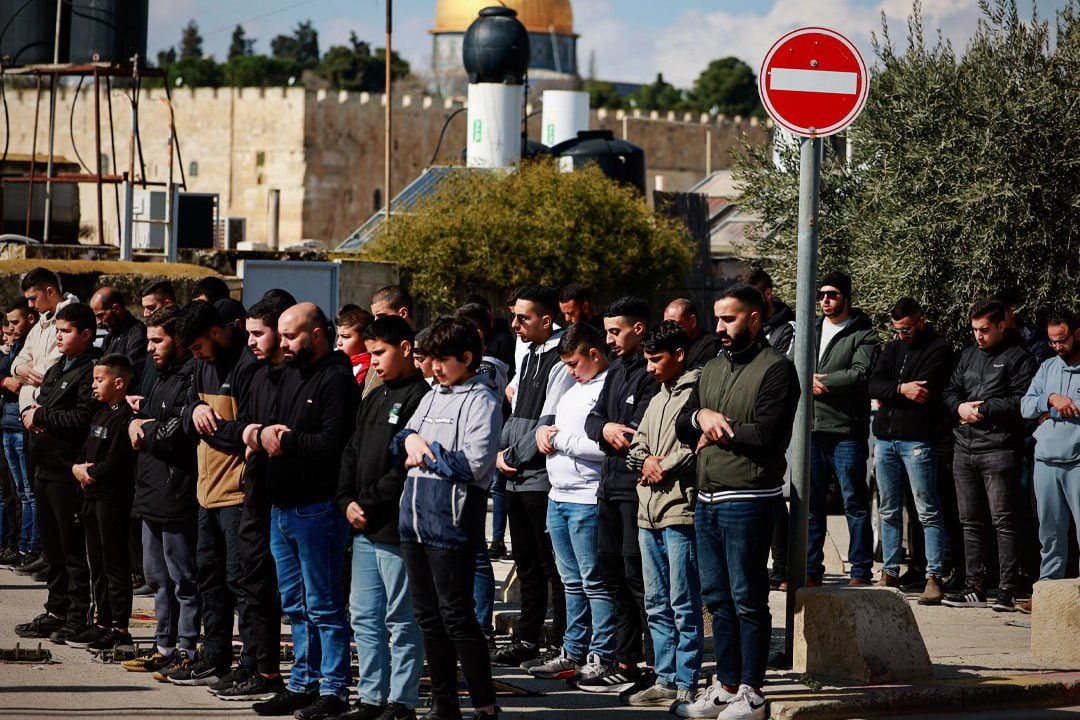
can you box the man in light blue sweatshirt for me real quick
[1020,309,1080,599]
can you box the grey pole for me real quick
[784,134,822,664]
[42,0,63,242]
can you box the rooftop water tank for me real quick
[68,0,147,64]
[462,6,529,85]
[551,130,647,195]
[0,0,65,65]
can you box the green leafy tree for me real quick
[271,20,320,70]
[626,73,684,111]
[223,55,300,86]
[363,161,693,310]
[179,20,203,61]
[687,57,759,117]
[733,0,1080,345]
[319,33,410,91]
[228,25,255,61]
[584,79,623,109]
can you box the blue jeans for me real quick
[640,525,703,691]
[875,439,947,577]
[490,473,507,543]
[809,434,873,582]
[696,500,775,689]
[271,502,351,698]
[3,431,36,554]
[1033,461,1080,581]
[473,544,495,635]
[350,535,424,708]
[546,499,615,664]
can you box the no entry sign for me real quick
[759,27,869,137]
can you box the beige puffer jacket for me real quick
[10,293,78,411]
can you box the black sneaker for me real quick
[294,694,349,720]
[898,567,927,590]
[253,688,318,716]
[50,620,90,645]
[11,552,40,570]
[170,656,227,686]
[336,702,387,720]
[217,673,284,701]
[0,547,22,566]
[15,555,47,575]
[65,625,112,649]
[992,589,1017,613]
[942,586,988,608]
[575,654,640,694]
[153,650,192,682]
[88,629,135,653]
[520,646,560,671]
[376,702,416,720]
[208,663,256,695]
[14,612,65,638]
[488,540,506,561]
[491,639,539,666]
[471,710,498,720]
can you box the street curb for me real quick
[767,671,1080,719]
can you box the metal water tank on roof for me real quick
[0,0,64,65]
[551,130,647,195]
[463,6,530,84]
[68,0,147,64]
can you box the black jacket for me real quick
[686,332,722,369]
[29,349,102,483]
[263,351,359,508]
[335,372,430,544]
[78,402,135,503]
[102,314,148,391]
[584,353,660,502]
[133,356,198,524]
[944,336,1038,455]
[868,328,955,441]
[763,301,795,355]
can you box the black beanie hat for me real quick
[819,271,852,300]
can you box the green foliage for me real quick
[319,33,410,92]
[223,55,301,87]
[627,73,684,111]
[687,57,760,117]
[584,80,623,110]
[179,20,203,62]
[733,0,1080,345]
[363,161,694,310]
[271,21,320,70]
[228,25,255,61]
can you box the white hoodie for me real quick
[546,370,607,504]
[10,292,78,411]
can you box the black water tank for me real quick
[462,6,529,85]
[0,0,64,65]
[552,130,647,195]
[523,138,552,159]
[68,0,147,64]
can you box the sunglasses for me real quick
[892,327,915,336]
[817,290,842,301]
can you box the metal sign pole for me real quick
[784,134,822,664]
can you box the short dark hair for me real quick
[739,267,773,290]
[248,296,293,329]
[890,297,924,321]
[559,283,592,304]
[140,279,176,302]
[557,322,605,357]
[464,294,492,310]
[5,297,36,319]
[505,286,526,308]
[422,316,482,371]
[336,307,374,331]
[515,285,558,316]
[455,303,493,337]
[363,315,415,346]
[20,267,61,293]
[176,301,224,347]
[643,320,689,356]
[372,285,414,316]
[1046,308,1079,333]
[95,353,133,381]
[55,302,95,334]
[970,298,1006,324]
[191,276,230,303]
[261,288,298,306]
[146,305,182,335]
[338,303,360,315]
[605,296,651,325]
[717,283,765,314]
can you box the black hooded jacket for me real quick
[763,301,795,355]
[869,327,955,442]
[29,349,102,483]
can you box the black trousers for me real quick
[770,501,789,577]
[238,478,281,674]
[402,541,496,711]
[505,489,565,645]
[953,448,1022,592]
[597,497,651,666]
[0,455,19,549]
[36,479,91,623]
[196,504,257,667]
[83,497,133,629]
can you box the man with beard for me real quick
[248,303,359,720]
[173,302,260,686]
[674,284,799,720]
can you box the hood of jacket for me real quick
[764,301,795,332]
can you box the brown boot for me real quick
[1016,598,1032,614]
[877,572,901,588]
[918,575,944,605]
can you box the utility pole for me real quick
[384,0,393,230]
[42,0,62,242]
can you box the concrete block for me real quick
[1031,578,1080,665]
[793,587,932,684]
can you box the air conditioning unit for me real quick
[223,217,246,249]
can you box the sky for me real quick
[148,0,1070,87]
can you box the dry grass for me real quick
[0,259,217,278]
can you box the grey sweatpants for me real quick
[142,519,200,653]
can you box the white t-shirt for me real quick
[819,317,854,361]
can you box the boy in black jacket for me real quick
[14,303,101,643]
[335,315,429,720]
[66,354,136,652]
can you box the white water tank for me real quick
[542,90,590,147]
[466,83,524,169]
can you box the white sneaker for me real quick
[717,684,767,720]
[672,681,736,718]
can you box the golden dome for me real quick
[432,0,574,35]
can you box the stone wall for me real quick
[2,86,768,249]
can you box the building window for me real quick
[256,151,265,167]
[189,161,199,177]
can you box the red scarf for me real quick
[350,352,371,387]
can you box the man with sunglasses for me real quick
[807,272,880,586]
[868,298,954,603]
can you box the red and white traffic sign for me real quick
[759,27,869,137]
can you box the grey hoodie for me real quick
[1021,355,1080,465]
